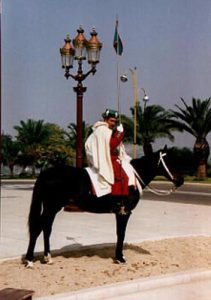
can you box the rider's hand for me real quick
[117,123,124,132]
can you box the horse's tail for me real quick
[28,177,43,235]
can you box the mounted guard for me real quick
[85,109,139,198]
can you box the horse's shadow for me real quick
[22,242,151,264]
[60,242,151,259]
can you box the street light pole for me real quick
[129,67,138,159]
[139,87,149,155]
[120,68,149,157]
[74,82,86,168]
[141,87,149,111]
[60,27,102,168]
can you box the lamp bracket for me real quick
[65,66,96,82]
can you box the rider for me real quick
[85,109,136,197]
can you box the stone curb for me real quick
[35,269,211,300]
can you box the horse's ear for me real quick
[163,145,168,152]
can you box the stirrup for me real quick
[119,206,127,215]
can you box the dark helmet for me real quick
[102,109,119,119]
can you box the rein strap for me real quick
[133,152,176,196]
[158,152,174,180]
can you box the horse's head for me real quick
[156,149,184,189]
[131,146,184,189]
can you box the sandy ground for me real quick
[1,236,211,298]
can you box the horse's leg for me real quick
[42,208,58,264]
[115,212,131,263]
[25,221,42,268]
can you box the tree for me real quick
[65,122,92,147]
[65,121,92,165]
[1,134,21,176]
[130,104,175,155]
[170,98,211,179]
[14,119,52,176]
[37,123,74,168]
[120,114,134,143]
[166,147,196,176]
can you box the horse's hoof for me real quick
[115,256,127,264]
[44,254,53,265]
[25,260,34,268]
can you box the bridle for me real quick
[157,152,174,180]
[134,151,177,196]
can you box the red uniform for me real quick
[110,130,129,195]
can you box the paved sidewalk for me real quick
[36,270,211,300]
[1,182,211,299]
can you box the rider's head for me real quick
[102,109,119,129]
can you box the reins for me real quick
[134,152,176,196]
[157,152,174,181]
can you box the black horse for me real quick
[24,149,184,267]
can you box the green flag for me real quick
[113,20,123,55]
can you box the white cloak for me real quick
[85,121,138,197]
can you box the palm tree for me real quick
[14,119,52,176]
[130,104,175,155]
[66,122,92,147]
[170,98,211,179]
[39,123,74,168]
[120,114,134,143]
[1,134,21,176]
[65,122,92,165]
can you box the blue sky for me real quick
[2,0,211,150]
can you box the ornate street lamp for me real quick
[60,26,102,168]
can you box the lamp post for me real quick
[120,68,149,158]
[129,67,138,158]
[139,87,149,155]
[60,26,102,168]
[141,87,149,111]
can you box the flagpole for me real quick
[116,46,121,123]
[113,17,123,123]
[115,18,120,122]
[114,18,124,207]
